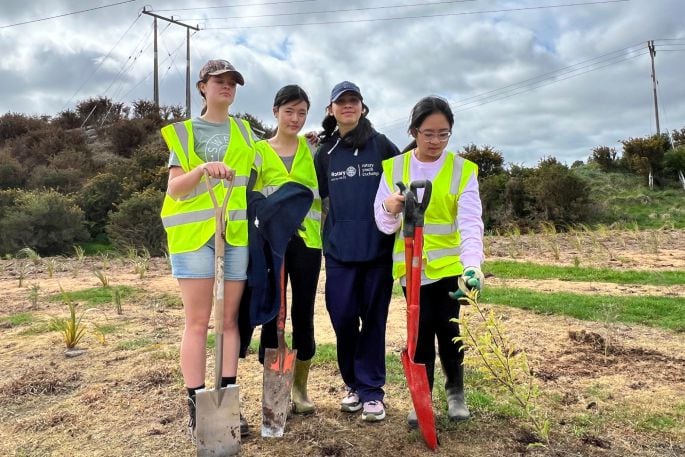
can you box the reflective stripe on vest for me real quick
[382,151,477,280]
[160,117,255,253]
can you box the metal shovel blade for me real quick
[195,385,241,456]
[402,349,438,451]
[261,346,297,437]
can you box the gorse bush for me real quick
[0,189,89,256]
[0,113,47,144]
[27,165,83,194]
[52,109,82,130]
[8,125,88,169]
[0,150,25,189]
[108,119,150,157]
[526,159,591,226]
[76,96,124,127]
[106,188,165,256]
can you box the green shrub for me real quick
[128,140,169,192]
[0,113,47,144]
[76,96,124,127]
[106,189,165,256]
[27,165,83,194]
[77,173,124,237]
[9,125,88,169]
[49,148,95,174]
[0,189,89,256]
[52,109,82,130]
[108,119,149,157]
[0,149,25,189]
[479,172,508,231]
[525,159,592,226]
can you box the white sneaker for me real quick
[361,400,386,422]
[340,389,362,412]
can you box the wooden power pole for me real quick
[647,40,660,136]
[142,7,199,116]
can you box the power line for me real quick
[0,0,139,29]
[100,21,159,101]
[203,0,631,29]
[376,43,648,131]
[451,51,648,113]
[154,0,315,12]
[182,0,480,21]
[61,11,143,112]
[119,33,197,102]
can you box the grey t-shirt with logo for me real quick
[168,117,231,167]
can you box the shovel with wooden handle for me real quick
[261,264,297,437]
[195,169,241,457]
[397,180,438,451]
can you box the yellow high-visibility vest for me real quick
[382,151,478,280]
[160,117,255,254]
[253,136,322,249]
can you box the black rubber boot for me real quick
[443,361,470,421]
[239,413,250,437]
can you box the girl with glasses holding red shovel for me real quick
[374,96,484,430]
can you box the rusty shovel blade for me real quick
[402,349,438,451]
[261,345,297,437]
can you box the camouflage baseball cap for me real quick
[198,59,244,85]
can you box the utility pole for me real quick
[648,40,660,135]
[142,7,199,116]
[153,17,158,107]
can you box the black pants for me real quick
[403,276,462,391]
[259,236,322,362]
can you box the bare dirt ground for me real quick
[1,229,684,457]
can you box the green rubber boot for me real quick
[291,359,315,415]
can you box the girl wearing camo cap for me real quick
[159,58,255,439]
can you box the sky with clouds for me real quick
[1,0,683,166]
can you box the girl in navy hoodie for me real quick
[314,81,399,421]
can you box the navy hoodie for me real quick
[314,129,399,263]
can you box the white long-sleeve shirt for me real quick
[374,150,484,284]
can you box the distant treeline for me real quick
[0,96,683,256]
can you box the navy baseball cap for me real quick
[330,81,363,102]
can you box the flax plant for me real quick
[93,269,110,288]
[45,258,59,279]
[17,247,41,265]
[52,285,92,349]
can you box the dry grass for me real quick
[0,230,683,457]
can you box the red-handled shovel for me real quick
[397,180,437,451]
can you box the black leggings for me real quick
[403,276,463,390]
[259,235,322,362]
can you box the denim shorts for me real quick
[170,236,248,280]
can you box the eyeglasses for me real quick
[417,129,451,142]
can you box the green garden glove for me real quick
[448,266,484,300]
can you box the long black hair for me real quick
[319,102,374,149]
[273,84,310,110]
[402,96,454,153]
